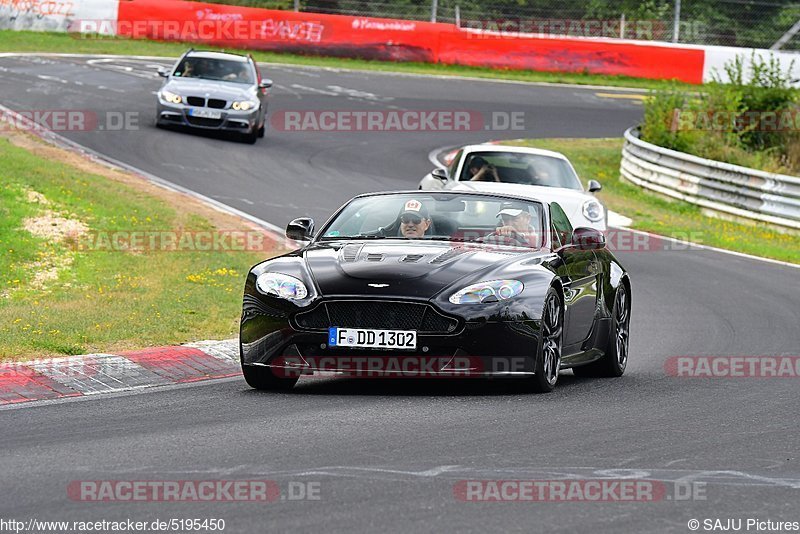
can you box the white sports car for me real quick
[419,144,606,231]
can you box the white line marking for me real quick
[618,227,800,269]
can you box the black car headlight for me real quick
[256,273,308,300]
[449,280,523,304]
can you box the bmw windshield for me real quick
[173,57,255,84]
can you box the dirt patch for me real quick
[23,209,88,243]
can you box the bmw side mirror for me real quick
[157,67,169,78]
[259,79,273,89]
[431,168,448,181]
[286,217,314,241]
[572,227,605,250]
[587,180,602,193]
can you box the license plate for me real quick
[189,108,222,119]
[328,327,416,350]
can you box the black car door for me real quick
[549,203,599,351]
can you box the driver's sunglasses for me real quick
[401,215,423,225]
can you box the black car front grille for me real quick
[208,99,227,109]
[295,301,458,333]
[186,96,205,107]
[185,116,224,127]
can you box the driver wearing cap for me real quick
[492,201,537,246]
[397,199,432,238]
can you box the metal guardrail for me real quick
[621,127,800,231]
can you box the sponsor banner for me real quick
[115,0,444,62]
[114,0,705,82]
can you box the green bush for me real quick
[641,53,799,174]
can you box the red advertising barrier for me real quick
[114,0,705,83]
[439,32,705,83]
[116,0,446,62]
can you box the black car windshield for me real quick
[460,151,582,190]
[319,193,545,249]
[173,57,254,84]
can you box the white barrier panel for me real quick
[702,45,800,83]
[0,0,118,33]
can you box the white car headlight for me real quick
[231,100,256,111]
[160,90,183,104]
[582,199,604,222]
[256,273,308,300]
[449,279,523,304]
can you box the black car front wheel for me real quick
[527,287,563,393]
[573,283,630,378]
[242,365,298,391]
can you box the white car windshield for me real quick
[319,193,546,249]
[460,151,582,190]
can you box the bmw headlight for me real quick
[160,90,183,104]
[449,280,523,304]
[231,100,256,111]
[582,199,604,223]
[256,273,308,300]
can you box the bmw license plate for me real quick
[189,108,222,119]
[328,328,416,350]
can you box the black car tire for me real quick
[242,128,258,144]
[242,365,298,391]
[527,287,563,393]
[257,124,265,138]
[573,283,630,378]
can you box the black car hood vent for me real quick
[430,247,471,264]
[400,254,425,263]
[366,253,384,262]
[340,244,363,263]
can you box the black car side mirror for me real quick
[572,227,606,250]
[259,79,273,89]
[157,67,169,78]
[286,217,314,241]
[431,168,448,181]
[587,180,602,193]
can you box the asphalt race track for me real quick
[0,54,798,533]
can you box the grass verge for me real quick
[0,129,280,361]
[0,30,694,91]
[500,138,800,265]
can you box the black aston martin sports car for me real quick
[240,191,631,393]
